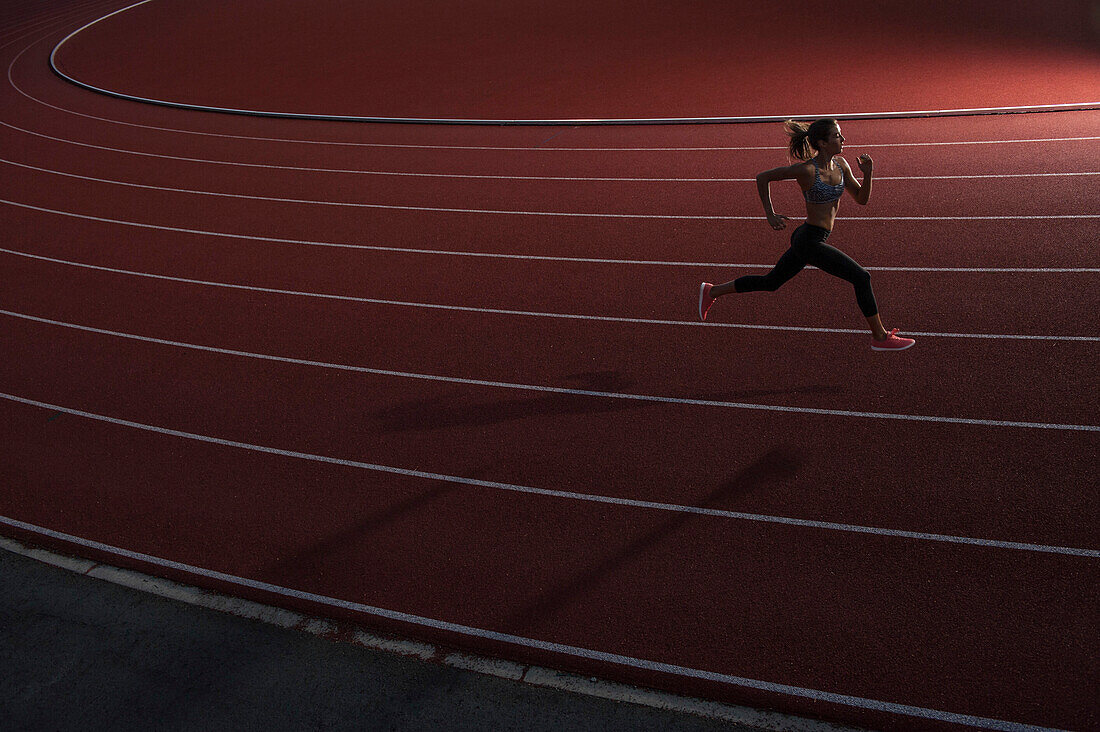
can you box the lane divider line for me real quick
[6,155,1097,212]
[1,391,1097,552]
[1,134,1097,182]
[8,19,1100,151]
[45,1,1100,126]
[0,518,1069,732]
[10,75,1100,149]
[1,159,1096,218]
[4,306,1099,436]
[2,198,1097,274]
[3,248,1098,343]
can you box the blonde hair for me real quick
[784,118,838,161]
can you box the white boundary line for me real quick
[0,518,1069,732]
[4,304,1099,432]
[4,247,1099,343]
[11,72,1100,149]
[2,162,1094,219]
[8,10,1100,149]
[3,198,1099,274]
[3,143,1099,183]
[0,532,860,732]
[46,0,1100,126]
[2,390,1096,551]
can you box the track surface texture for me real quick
[2,1,1098,730]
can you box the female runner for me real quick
[698,118,914,351]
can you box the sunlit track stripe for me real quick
[10,70,1100,152]
[11,31,1100,150]
[3,200,1098,274]
[2,390,1097,556]
[6,241,1100,346]
[0,518,1076,732]
[9,40,1100,150]
[2,148,1096,184]
[4,83,1100,172]
[45,5,1100,127]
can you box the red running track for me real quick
[2,1,1099,730]
[50,0,1100,120]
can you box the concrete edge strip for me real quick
[0,526,1062,731]
[47,1,1100,126]
[0,531,860,732]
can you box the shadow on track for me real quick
[503,448,803,630]
[373,373,845,433]
[372,371,643,432]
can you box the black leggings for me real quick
[734,223,878,317]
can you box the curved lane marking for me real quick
[2,156,1095,221]
[47,0,1100,125]
[4,305,1099,428]
[4,244,1100,343]
[4,246,1100,341]
[0,515,1075,731]
[4,197,1099,273]
[8,11,1100,149]
[2,137,1098,182]
[1,390,1097,553]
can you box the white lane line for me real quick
[2,391,1097,551]
[4,247,1099,344]
[12,66,1100,151]
[7,17,1100,153]
[3,149,1097,183]
[5,307,1099,436]
[1,159,1094,220]
[42,4,1100,129]
[0,518,1075,732]
[45,2,1100,127]
[3,199,1098,274]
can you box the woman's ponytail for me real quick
[784,119,812,161]
[784,118,839,161]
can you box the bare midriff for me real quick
[805,199,840,231]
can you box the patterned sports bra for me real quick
[804,158,845,204]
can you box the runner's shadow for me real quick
[504,448,802,630]
[375,371,643,432]
[691,383,846,401]
[263,462,500,580]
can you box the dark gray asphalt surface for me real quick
[0,547,773,732]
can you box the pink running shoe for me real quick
[872,328,915,351]
[699,282,715,321]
